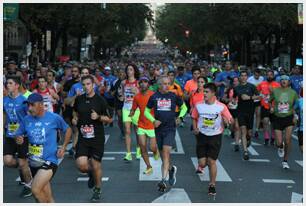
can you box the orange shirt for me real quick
[169,83,183,98]
[132,90,155,130]
[184,79,198,95]
[190,91,204,109]
[257,81,280,109]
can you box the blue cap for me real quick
[26,93,43,103]
[280,75,290,81]
[139,76,150,82]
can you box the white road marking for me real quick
[104,134,110,144]
[139,157,162,181]
[152,188,192,203]
[249,159,270,162]
[191,157,232,182]
[247,146,259,156]
[102,157,115,160]
[175,129,184,154]
[262,179,295,184]
[292,134,298,141]
[295,160,303,167]
[16,177,21,182]
[231,141,261,146]
[77,177,109,181]
[291,192,303,203]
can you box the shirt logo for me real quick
[157,99,171,111]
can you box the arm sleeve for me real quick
[144,107,155,123]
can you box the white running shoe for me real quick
[282,161,290,169]
[278,147,284,158]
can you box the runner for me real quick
[72,75,112,201]
[192,82,233,196]
[257,70,280,145]
[296,87,303,153]
[33,76,59,113]
[129,76,160,175]
[269,75,299,169]
[145,76,187,192]
[234,70,260,160]
[289,65,303,95]
[184,66,201,103]
[3,76,33,198]
[247,68,264,138]
[16,93,72,203]
[121,64,141,161]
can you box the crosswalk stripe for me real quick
[175,129,184,154]
[152,188,191,203]
[102,157,115,160]
[104,134,110,144]
[249,159,270,162]
[139,157,163,181]
[247,146,259,156]
[292,134,298,140]
[291,192,303,203]
[77,177,109,181]
[262,179,295,184]
[295,160,303,167]
[191,157,232,182]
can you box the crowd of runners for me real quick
[3,57,303,202]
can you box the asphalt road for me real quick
[3,116,303,203]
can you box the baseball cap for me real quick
[26,93,43,104]
[139,76,150,82]
[280,75,290,81]
[105,66,111,71]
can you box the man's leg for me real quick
[138,134,151,169]
[18,158,32,185]
[124,121,132,154]
[240,126,248,152]
[42,182,54,203]
[91,159,102,188]
[255,106,261,133]
[31,169,54,203]
[161,145,172,180]
[284,126,293,161]
[207,158,217,186]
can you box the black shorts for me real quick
[237,112,254,130]
[272,115,294,131]
[155,128,176,150]
[254,101,260,107]
[3,137,28,159]
[298,130,303,146]
[30,162,58,179]
[229,109,238,119]
[261,106,271,119]
[75,138,105,162]
[196,133,222,160]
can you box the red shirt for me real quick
[257,81,280,109]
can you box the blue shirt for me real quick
[147,91,183,129]
[290,75,303,94]
[215,71,238,97]
[68,82,100,97]
[3,94,28,138]
[297,98,303,131]
[19,112,69,165]
[103,74,117,99]
[176,74,189,90]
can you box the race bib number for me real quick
[278,102,289,114]
[43,96,53,112]
[29,144,43,158]
[8,123,20,133]
[263,94,270,104]
[123,89,134,110]
[228,102,237,110]
[157,99,171,111]
[80,125,95,139]
[203,118,215,128]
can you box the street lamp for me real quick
[185,30,190,38]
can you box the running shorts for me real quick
[229,109,238,119]
[122,108,140,125]
[155,128,176,150]
[137,128,155,138]
[75,138,105,162]
[30,161,58,179]
[3,137,28,159]
[237,112,254,130]
[272,115,294,131]
[196,133,222,160]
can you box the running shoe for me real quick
[124,152,132,162]
[168,165,177,186]
[20,186,32,198]
[282,161,290,169]
[136,147,142,159]
[143,167,153,175]
[243,151,249,160]
[278,147,284,158]
[234,144,239,152]
[208,184,216,195]
[91,187,102,202]
[196,165,204,174]
[153,152,160,160]
[88,171,94,189]
[157,179,167,192]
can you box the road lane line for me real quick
[102,157,115,160]
[249,159,270,162]
[191,157,232,182]
[175,129,184,154]
[262,179,295,184]
[295,160,303,167]
[104,134,110,144]
[247,146,259,156]
[139,157,162,181]
[77,177,109,181]
[291,192,303,203]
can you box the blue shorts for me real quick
[155,128,176,150]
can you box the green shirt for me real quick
[270,87,298,117]
[23,90,32,99]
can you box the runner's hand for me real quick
[91,110,100,120]
[241,94,250,100]
[57,147,65,158]
[175,117,181,126]
[100,115,112,124]
[153,120,162,128]
[15,136,24,145]
[193,128,200,135]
